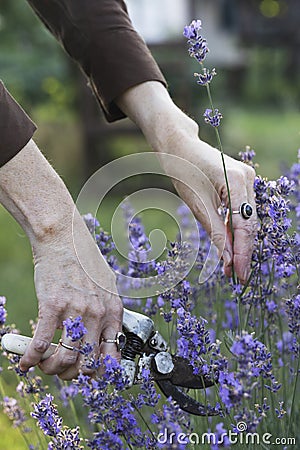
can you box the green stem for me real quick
[205,82,236,285]
[0,378,5,398]
[132,402,156,441]
[287,351,299,437]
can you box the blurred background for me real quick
[0,0,299,332]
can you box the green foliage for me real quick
[242,47,300,107]
[0,0,76,115]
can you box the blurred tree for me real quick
[0,0,75,114]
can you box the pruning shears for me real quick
[1,309,219,416]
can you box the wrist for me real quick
[0,140,76,246]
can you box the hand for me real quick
[0,139,123,380]
[117,81,257,284]
[19,212,123,379]
[161,139,257,284]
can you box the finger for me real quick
[231,218,257,284]
[19,312,58,371]
[100,325,123,361]
[57,319,103,380]
[227,192,257,284]
[39,329,81,377]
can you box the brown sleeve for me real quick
[26,0,167,122]
[0,81,37,167]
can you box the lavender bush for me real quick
[0,19,299,450]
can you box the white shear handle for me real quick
[1,333,57,360]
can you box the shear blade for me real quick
[156,379,219,416]
[152,355,215,389]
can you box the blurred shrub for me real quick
[0,0,76,116]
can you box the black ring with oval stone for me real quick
[240,202,253,219]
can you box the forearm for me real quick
[0,140,74,248]
[116,81,199,155]
[117,80,257,284]
[0,145,123,378]
[0,139,114,293]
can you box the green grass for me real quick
[0,206,36,335]
[222,108,300,179]
[0,415,28,450]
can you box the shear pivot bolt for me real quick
[154,352,174,375]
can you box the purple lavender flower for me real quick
[218,371,244,410]
[222,299,239,329]
[78,341,94,356]
[177,307,211,374]
[230,332,273,379]
[2,396,27,428]
[203,108,223,127]
[31,394,62,436]
[188,37,209,63]
[0,296,7,325]
[48,426,82,450]
[275,401,286,419]
[87,430,124,450]
[238,146,256,168]
[16,375,44,397]
[194,68,216,85]
[59,383,79,407]
[96,229,116,256]
[151,398,190,450]
[63,316,87,342]
[183,19,202,39]
[83,213,100,235]
[210,422,231,449]
[135,368,160,408]
[285,295,300,337]
[74,357,146,448]
[183,20,209,63]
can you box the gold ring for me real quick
[59,339,76,351]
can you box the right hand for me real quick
[160,139,257,284]
[19,212,123,380]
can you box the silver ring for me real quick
[101,332,127,352]
[232,202,253,220]
[59,339,76,351]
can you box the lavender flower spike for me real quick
[203,108,223,127]
[0,295,7,325]
[183,19,202,39]
[184,19,209,63]
[31,394,62,436]
[194,68,216,86]
[63,316,87,342]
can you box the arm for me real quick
[0,140,123,379]
[25,0,257,282]
[116,81,257,283]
